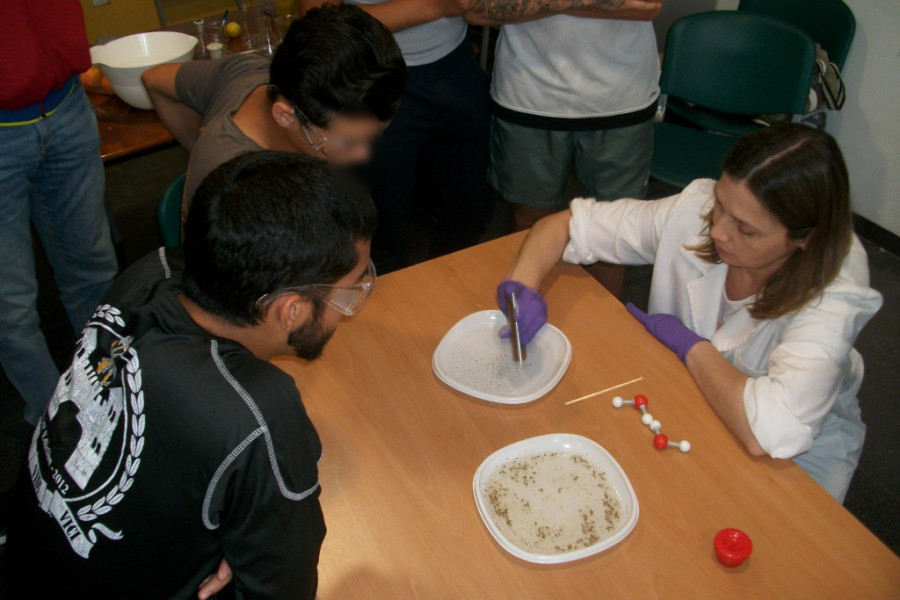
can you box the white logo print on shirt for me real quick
[28,305,145,559]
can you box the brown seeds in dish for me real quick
[484,452,623,555]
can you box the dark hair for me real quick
[690,124,853,319]
[182,151,377,326]
[268,4,407,127]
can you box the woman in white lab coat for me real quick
[497,124,882,502]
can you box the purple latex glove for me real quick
[496,280,547,346]
[625,302,708,363]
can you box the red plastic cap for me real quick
[714,528,753,568]
[634,394,648,408]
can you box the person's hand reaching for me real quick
[625,303,707,363]
[497,280,547,345]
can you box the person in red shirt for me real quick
[1,8,236,597]
[0,1,117,427]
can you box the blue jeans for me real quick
[0,82,117,425]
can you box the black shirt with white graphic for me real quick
[7,248,326,599]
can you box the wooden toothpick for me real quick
[564,376,644,406]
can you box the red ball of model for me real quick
[634,394,648,409]
[653,433,669,449]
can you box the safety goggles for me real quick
[254,260,377,317]
[291,103,329,155]
[268,85,386,158]
[291,101,383,159]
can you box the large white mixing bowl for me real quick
[90,32,198,110]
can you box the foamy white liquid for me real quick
[440,324,551,396]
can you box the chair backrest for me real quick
[157,172,185,248]
[660,11,817,116]
[738,0,856,69]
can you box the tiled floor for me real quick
[1,146,898,569]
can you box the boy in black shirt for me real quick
[6,151,377,599]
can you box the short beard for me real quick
[287,302,335,360]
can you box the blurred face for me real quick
[286,240,372,360]
[710,175,807,276]
[283,108,383,165]
[315,114,385,165]
[271,94,386,164]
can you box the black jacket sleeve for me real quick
[207,371,326,600]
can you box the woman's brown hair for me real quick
[690,124,853,320]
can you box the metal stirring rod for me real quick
[505,291,526,363]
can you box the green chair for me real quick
[157,172,185,248]
[667,1,856,137]
[651,11,816,188]
[738,0,856,69]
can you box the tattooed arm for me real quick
[297,0,660,32]
[464,0,663,25]
[566,1,663,21]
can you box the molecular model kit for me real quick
[612,393,754,569]
[611,394,691,453]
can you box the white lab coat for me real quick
[563,179,883,501]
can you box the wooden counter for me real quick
[90,91,174,163]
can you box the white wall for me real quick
[827,1,900,237]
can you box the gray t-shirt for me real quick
[176,54,270,211]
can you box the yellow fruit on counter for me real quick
[224,21,241,38]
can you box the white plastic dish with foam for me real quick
[432,310,571,404]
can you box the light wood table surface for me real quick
[273,232,899,599]
[89,91,175,164]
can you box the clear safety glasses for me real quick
[291,103,330,156]
[267,85,384,158]
[254,259,377,317]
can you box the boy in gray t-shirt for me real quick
[176,54,269,205]
[142,5,407,222]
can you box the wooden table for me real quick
[90,91,174,163]
[272,232,899,599]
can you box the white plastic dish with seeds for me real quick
[473,433,639,564]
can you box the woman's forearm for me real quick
[506,210,572,289]
[684,342,766,456]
